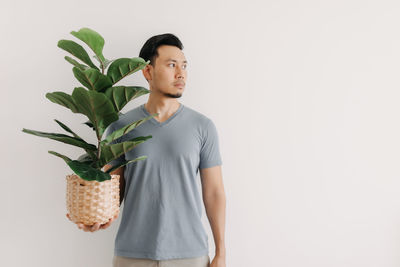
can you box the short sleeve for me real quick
[103,122,126,167]
[199,119,223,169]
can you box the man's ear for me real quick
[142,65,152,82]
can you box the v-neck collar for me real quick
[141,103,184,127]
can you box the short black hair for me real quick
[139,33,184,67]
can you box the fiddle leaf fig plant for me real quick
[21,27,157,182]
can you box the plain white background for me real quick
[1,0,400,266]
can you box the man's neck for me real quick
[144,99,181,123]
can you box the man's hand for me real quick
[66,212,119,232]
[211,254,226,267]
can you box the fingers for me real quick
[100,221,111,230]
[100,215,117,230]
[67,212,119,232]
[77,222,100,232]
[67,214,94,232]
[90,223,101,232]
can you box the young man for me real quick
[67,33,226,267]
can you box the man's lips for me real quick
[174,83,185,87]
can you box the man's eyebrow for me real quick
[165,59,188,63]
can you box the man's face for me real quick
[145,45,187,98]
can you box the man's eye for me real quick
[168,63,175,67]
[182,65,187,69]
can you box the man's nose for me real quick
[176,67,185,79]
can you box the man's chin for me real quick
[164,92,182,98]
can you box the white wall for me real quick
[2,0,400,266]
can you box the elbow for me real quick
[203,190,226,204]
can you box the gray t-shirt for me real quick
[103,103,222,260]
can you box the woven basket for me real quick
[66,173,120,226]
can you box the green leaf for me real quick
[77,152,95,163]
[77,152,101,169]
[99,136,152,167]
[48,150,72,163]
[22,128,97,151]
[46,91,80,113]
[54,119,81,139]
[67,160,111,181]
[54,119,98,160]
[71,87,118,137]
[72,67,112,92]
[107,57,149,85]
[83,111,124,132]
[70,28,106,63]
[64,56,89,71]
[105,156,147,174]
[57,39,99,70]
[101,115,156,145]
[104,86,150,112]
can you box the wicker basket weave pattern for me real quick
[66,174,120,226]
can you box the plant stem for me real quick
[97,139,101,159]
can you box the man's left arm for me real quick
[201,165,226,263]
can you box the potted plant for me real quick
[21,27,157,226]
